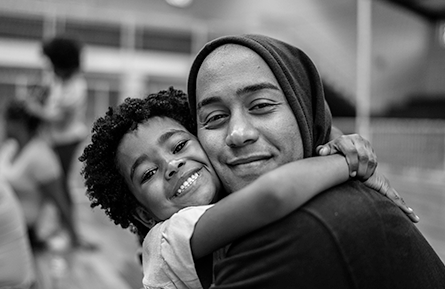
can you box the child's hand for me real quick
[364,171,420,223]
[316,134,376,180]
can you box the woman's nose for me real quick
[225,114,259,147]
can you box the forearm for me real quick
[262,154,349,220]
[191,155,349,259]
[27,99,62,122]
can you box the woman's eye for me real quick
[173,140,188,154]
[141,168,157,184]
[209,114,225,122]
[203,114,227,128]
[251,102,276,111]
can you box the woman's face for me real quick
[116,116,221,221]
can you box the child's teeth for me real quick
[175,172,200,197]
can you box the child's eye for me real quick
[141,168,157,184]
[173,140,188,154]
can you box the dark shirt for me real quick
[209,181,445,289]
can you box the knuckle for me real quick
[359,153,370,163]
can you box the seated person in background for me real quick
[79,88,415,289]
[0,175,36,289]
[0,98,83,250]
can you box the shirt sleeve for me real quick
[142,205,214,289]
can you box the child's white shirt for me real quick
[142,205,214,289]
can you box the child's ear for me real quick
[134,207,157,229]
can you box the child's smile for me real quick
[172,169,201,199]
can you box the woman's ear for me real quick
[134,207,157,229]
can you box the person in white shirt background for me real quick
[25,35,95,250]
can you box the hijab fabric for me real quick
[187,34,331,158]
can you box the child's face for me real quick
[116,116,221,221]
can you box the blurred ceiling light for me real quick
[165,0,193,8]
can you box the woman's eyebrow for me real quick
[236,82,279,96]
[197,82,279,111]
[197,96,222,111]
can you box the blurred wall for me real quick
[0,0,444,118]
[371,1,432,111]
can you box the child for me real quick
[79,88,415,289]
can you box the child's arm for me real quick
[191,154,349,259]
[26,96,64,123]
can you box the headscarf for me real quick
[187,34,332,158]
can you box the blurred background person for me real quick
[24,35,95,250]
[0,98,85,251]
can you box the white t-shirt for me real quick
[44,73,88,145]
[0,138,62,226]
[142,205,214,289]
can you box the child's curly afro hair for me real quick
[79,87,196,238]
